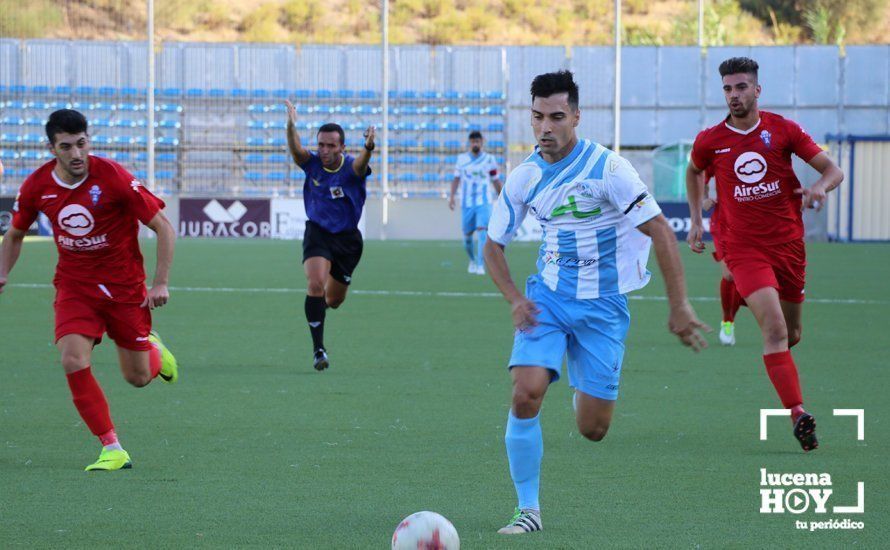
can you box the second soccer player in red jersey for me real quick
[0,109,180,470]
[686,58,843,452]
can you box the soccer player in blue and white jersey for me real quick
[448,131,502,275]
[285,100,375,371]
[484,71,709,535]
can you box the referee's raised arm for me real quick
[352,126,375,177]
[285,100,311,166]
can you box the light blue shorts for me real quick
[461,203,492,235]
[508,276,631,401]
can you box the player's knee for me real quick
[762,322,788,347]
[326,296,344,309]
[788,327,802,348]
[307,280,326,296]
[579,424,610,442]
[124,370,152,388]
[511,387,545,417]
[60,351,90,373]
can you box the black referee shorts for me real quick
[302,220,364,285]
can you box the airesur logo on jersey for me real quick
[733,152,781,202]
[758,409,866,532]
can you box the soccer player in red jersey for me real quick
[686,58,844,451]
[0,110,180,470]
[701,170,744,346]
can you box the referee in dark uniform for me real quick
[285,100,375,371]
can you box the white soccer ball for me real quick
[391,511,460,550]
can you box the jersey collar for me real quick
[51,167,89,190]
[323,155,345,174]
[724,116,761,136]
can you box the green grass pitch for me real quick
[1,238,887,548]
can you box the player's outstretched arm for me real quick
[685,160,706,254]
[285,100,311,166]
[142,211,176,310]
[352,126,375,177]
[0,226,27,295]
[638,214,710,352]
[483,238,539,332]
[795,152,844,212]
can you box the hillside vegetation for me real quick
[0,0,887,46]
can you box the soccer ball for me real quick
[391,511,460,550]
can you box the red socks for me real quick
[65,367,114,438]
[763,351,803,410]
[720,278,742,323]
[149,344,162,379]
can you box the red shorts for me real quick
[711,230,725,262]
[723,239,807,303]
[54,281,153,351]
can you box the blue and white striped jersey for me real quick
[454,152,500,208]
[488,139,662,300]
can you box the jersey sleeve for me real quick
[786,119,823,162]
[690,130,713,171]
[604,155,662,227]
[452,156,462,179]
[113,163,165,225]
[488,166,531,246]
[298,152,321,173]
[10,177,40,231]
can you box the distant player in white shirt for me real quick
[484,70,709,535]
[448,131,502,274]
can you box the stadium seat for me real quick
[4,100,26,110]
[113,136,134,145]
[247,120,266,130]
[31,85,50,95]
[422,91,440,99]
[244,171,264,182]
[186,88,204,97]
[487,123,505,132]
[465,106,483,116]
[444,90,461,99]
[110,152,131,161]
[442,106,460,115]
[157,152,177,162]
[244,153,265,164]
[444,140,461,150]
[464,91,482,99]
[401,156,419,165]
[0,134,21,144]
[14,168,34,177]
[10,85,27,94]
[209,89,225,98]
[421,155,440,165]
[266,121,286,130]
[22,134,43,144]
[337,89,355,99]
[0,150,17,160]
[489,140,505,149]
[0,116,24,125]
[422,139,439,149]
[24,117,44,126]
[399,90,418,99]
[487,91,505,100]
[467,123,482,132]
[98,87,117,97]
[442,122,462,132]
[272,89,289,99]
[398,173,418,182]
[315,89,333,98]
[266,171,286,181]
[423,173,439,183]
[252,89,269,98]
[161,88,180,97]
[358,90,377,99]
[267,153,288,163]
[75,86,95,96]
[120,87,139,97]
[54,86,72,96]
[155,137,179,146]
[92,135,113,145]
[231,89,249,98]
[293,89,311,99]
[156,103,183,113]
[269,137,287,146]
[156,170,174,180]
[133,170,147,179]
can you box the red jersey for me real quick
[691,111,823,246]
[12,155,164,287]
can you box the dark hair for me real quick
[46,109,88,144]
[468,131,483,140]
[530,70,579,109]
[317,123,345,145]
[719,57,759,80]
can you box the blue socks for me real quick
[476,229,487,270]
[505,411,543,511]
[464,233,475,262]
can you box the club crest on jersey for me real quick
[89,184,102,205]
[330,186,344,199]
[760,130,772,148]
[130,179,142,193]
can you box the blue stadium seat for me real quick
[487,91,505,100]
[289,170,306,181]
[245,153,265,163]
[156,120,180,129]
[293,89,311,99]
[161,88,181,97]
[116,102,140,112]
[10,85,27,94]
[315,89,333,99]
[266,104,286,113]
[489,140,505,149]
[134,135,147,145]
[422,139,439,149]
[110,152,131,161]
[31,85,50,95]
[186,88,204,97]
[487,123,505,132]
[156,170,174,180]
[22,134,43,143]
[75,86,95,96]
[399,90,418,99]
[209,89,225,98]
[398,173,419,182]
[269,137,287,147]
[90,118,113,128]
[54,86,72,96]
[398,138,415,148]
[401,156,419,165]
[135,152,149,162]
[266,171,286,181]
[267,153,288,163]
[422,91,440,99]
[155,137,179,146]
[266,121,286,130]
[252,89,269,98]
[247,104,265,113]
[99,87,117,97]
[231,89,249,98]
[442,106,460,115]
[444,90,461,99]
[444,141,461,150]
[397,105,419,115]
[120,87,139,97]
[247,120,266,130]
[272,89,289,99]
[14,168,34,178]
[401,122,419,131]
[465,106,483,116]
[92,135,113,145]
[244,172,264,182]
[156,103,182,113]
[20,150,43,160]
[1,116,24,125]
[358,90,377,99]
[441,173,453,182]
[464,91,482,100]
[0,150,17,160]
[488,106,505,116]
[442,122,462,132]
[421,155,439,165]
[157,152,177,162]
[116,119,138,128]
[337,89,354,99]
[295,104,312,114]
[134,170,147,179]
[423,173,439,183]
[113,136,134,145]
[467,123,482,132]
[25,117,45,126]
[5,100,26,110]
